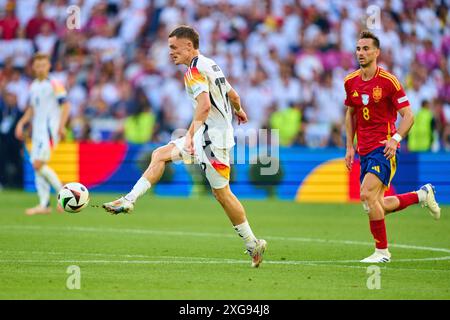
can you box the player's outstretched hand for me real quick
[345,147,355,171]
[381,139,397,160]
[235,109,248,125]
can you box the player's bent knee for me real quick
[360,187,382,214]
[155,144,182,163]
[151,147,164,162]
[151,145,172,163]
[359,190,369,202]
[32,160,44,171]
[211,185,231,203]
[362,201,370,214]
[360,187,377,202]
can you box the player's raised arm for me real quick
[15,105,33,141]
[228,87,248,125]
[344,106,356,171]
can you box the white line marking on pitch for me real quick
[1,250,450,264]
[0,257,449,273]
[1,224,449,254]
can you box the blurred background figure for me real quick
[407,100,436,152]
[0,86,23,189]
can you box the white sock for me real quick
[35,172,50,207]
[376,248,390,255]
[125,177,151,203]
[39,165,63,192]
[233,221,257,249]
[416,189,427,202]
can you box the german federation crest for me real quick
[362,94,369,105]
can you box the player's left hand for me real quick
[235,109,248,125]
[381,139,398,160]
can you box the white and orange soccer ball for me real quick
[57,182,90,213]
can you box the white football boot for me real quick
[102,197,134,214]
[360,248,391,263]
[247,239,267,268]
[420,183,441,220]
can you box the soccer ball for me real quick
[57,182,90,213]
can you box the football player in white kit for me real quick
[15,53,70,215]
[103,26,267,267]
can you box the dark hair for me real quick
[359,30,380,48]
[168,25,199,49]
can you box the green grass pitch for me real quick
[0,190,449,299]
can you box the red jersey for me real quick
[344,66,410,156]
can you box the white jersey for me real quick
[29,78,67,143]
[184,54,235,149]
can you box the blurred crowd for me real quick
[0,0,449,154]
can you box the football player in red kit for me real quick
[344,31,441,263]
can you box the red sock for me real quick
[369,219,388,249]
[394,192,419,212]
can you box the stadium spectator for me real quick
[327,123,344,148]
[84,2,109,37]
[10,28,33,69]
[442,101,450,150]
[117,0,147,59]
[241,67,274,132]
[65,71,87,117]
[295,41,323,81]
[272,63,302,110]
[4,67,29,111]
[313,71,345,125]
[25,1,56,40]
[269,102,302,147]
[0,86,23,188]
[122,89,156,144]
[0,1,20,40]
[408,100,435,151]
[34,21,58,56]
[45,0,69,28]
[416,39,442,71]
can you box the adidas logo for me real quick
[353,90,359,97]
[371,166,380,173]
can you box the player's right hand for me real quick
[345,147,355,171]
[235,109,248,125]
[184,134,194,155]
[15,124,24,141]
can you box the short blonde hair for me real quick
[32,52,50,63]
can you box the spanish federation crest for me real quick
[362,94,369,105]
[373,86,382,103]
